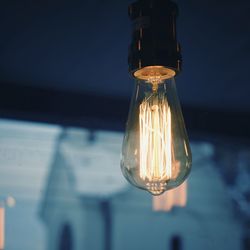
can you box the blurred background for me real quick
[0,0,250,250]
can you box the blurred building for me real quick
[40,128,242,250]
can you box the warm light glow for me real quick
[0,207,5,250]
[121,73,192,195]
[139,92,172,182]
[153,181,187,211]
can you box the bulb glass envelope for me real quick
[121,66,192,195]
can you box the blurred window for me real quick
[59,224,73,250]
[170,235,182,250]
[243,235,250,250]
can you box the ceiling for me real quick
[0,0,249,112]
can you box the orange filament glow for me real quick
[139,93,172,182]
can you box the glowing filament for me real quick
[139,94,172,181]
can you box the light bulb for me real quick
[121,66,192,195]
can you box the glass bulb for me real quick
[121,68,192,195]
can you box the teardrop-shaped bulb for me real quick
[121,74,192,195]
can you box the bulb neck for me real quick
[134,65,175,93]
[134,65,175,80]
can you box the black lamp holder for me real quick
[128,0,182,77]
